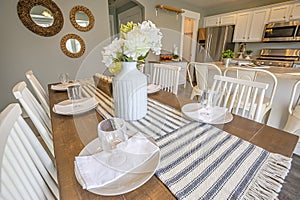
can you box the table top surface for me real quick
[49,84,298,200]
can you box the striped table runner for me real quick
[80,80,190,139]
[155,122,292,200]
[80,79,291,199]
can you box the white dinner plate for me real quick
[51,82,80,91]
[52,98,98,115]
[181,103,233,124]
[74,137,160,196]
[147,84,161,94]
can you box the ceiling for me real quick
[172,0,293,15]
[109,0,293,16]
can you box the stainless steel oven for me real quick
[253,49,300,68]
[263,21,300,42]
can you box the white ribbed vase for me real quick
[113,62,147,120]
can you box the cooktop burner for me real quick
[254,49,300,68]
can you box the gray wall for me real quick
[0,0,110,111]
[0,0,202,111]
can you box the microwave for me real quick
[263,21,300,42]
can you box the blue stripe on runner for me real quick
[156,123,206,148]
[156,127,226,176]
[229,150,269,199]
[200,144,256,200]
[176,139,243,199]
[147,108,182,130]
[163,133,233,187]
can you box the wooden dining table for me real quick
[49,83,299,200]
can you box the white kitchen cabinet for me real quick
[233,9,270,42]
[233,12,252,42]
[248,9,270,42]
[268,5,290,22]
[204,14,236,27]
[289,3,300,20]
[204,16,219,27]
[268,3,300,22]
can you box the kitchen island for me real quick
[213,62,300,130]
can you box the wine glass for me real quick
[199,90,215,116]
[59,73,69,84]
[98,118,127,167]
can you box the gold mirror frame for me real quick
[70,5,95,32]
[17,0,63,37]
[60,34,85,58]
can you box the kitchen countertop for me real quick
[213,62,300,80]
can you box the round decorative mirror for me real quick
[70,5,94,32]
[17,0,63,37]
[30,5,54,27]
[60,34,85,58]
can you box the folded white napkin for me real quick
[54,97,97,114]
[187,106,227,123]
[51,82,80,90]
[75,133,159,190]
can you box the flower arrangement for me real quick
[102,20,163,74]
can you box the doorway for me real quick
[180,10,200,62]
[108,0,144,36]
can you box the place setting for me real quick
[181,90,233,124]
[51,73,81,91]
[147,83,161,94]
[52,82,98,115]
[74,118,160,195]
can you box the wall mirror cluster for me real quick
[17,1,95,58]
[60,34,85,58]
[17,0,63,37]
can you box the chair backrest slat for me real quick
[0,103,58,199]
[12,81,54,156]
[212,75,269,122]
[152,64,181,95]
[25,70,50,117]
[224,67,277,123]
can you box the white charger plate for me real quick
[53,98,98,115]
[74,137,160,196]
[147,84,161,94]
[181,103,233,124]
[51,83,80,91]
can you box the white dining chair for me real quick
[152,63,181,95]
[224,67,277,123]
[210,75,269,122]
[284,80,300,155]
[187,62,222,100]
[0,103,58,199]
[12,81,54,157]
[25,70,50,117]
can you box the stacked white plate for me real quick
[51,82,80,91]
[147,84,161,94]
[181,103,233,124]
[74,134,160,196]
[53,97,98,115]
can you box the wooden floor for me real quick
[279,154,300,200]
[178,84,300,200]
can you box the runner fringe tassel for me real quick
[244,154,292,199]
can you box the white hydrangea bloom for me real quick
[102,20,162,70]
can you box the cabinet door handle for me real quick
[283,16,286,19]
[290,15,293,18]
